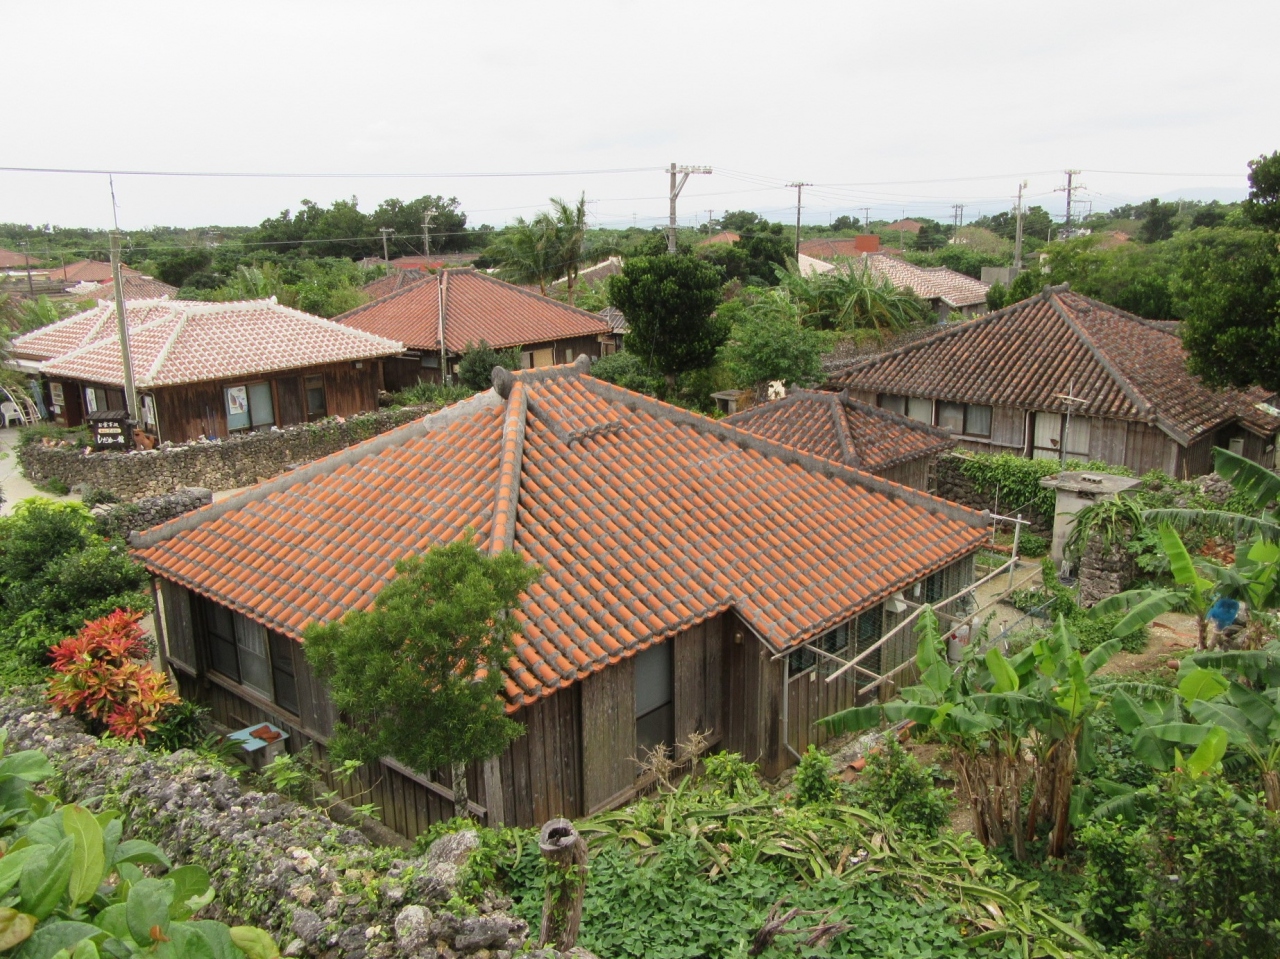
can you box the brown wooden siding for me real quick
[988,405,1024,450]
[1123,421,1178,475]
[878,456,932,491]
[146,360,384,444]
[381,336,604,392]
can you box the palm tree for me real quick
[490,215,558,294]
[549,193,588,305]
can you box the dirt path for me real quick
[1096,611,1199,678]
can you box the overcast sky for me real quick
[3,0,1277,239]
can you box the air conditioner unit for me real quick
[887,591,909,614]
[1228,437,1245,456]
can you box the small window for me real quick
[878,394,907,415]
[635,642,674,759]
[268,631,299,714]
[234,616,273,698]
[304,375,327,420]
[907,397,933,423]
[564,348,576,364]
[520,351,534,370]
[205,601,239,681]
[855,606,884,687]
[1066,416,1090,456]
[937,402,965,433]
[924,571,946,604]
[225,382,275,432]
[421,353,440,369]
[964,404,992,437]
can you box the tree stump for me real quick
[538,817,588,951]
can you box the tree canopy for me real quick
[303,537,540,801]
[716,291,828,391]
[609,254,728,379]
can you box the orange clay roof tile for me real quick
[135,360,987,710]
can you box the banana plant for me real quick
[1091,522,1247,649]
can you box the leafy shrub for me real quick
[1040,556,1148,652]
[79,488,120,509]
[0,734,279,958]
[145,699,212,753]
[456,340,521,391]
[791,745,837,806]
[956,452,1132,525]
[46,610,180,742]
[34,477,71,496]
[16,423,91,450]
[1014,531,1048,557]
[388,380,475,407]
[587,350,666,397]
[699,751,766,801]
[1082,773,1280,957]
[0,500,153,676]
[846,740,951,838]
[1078,816,1150,947]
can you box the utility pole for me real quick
[667,162,711,253]
[705,209,715,235]
[108,231,139,419]
[20,241,34,296]
[379,227,395,264]
[422,207,436,259]
[1013,181,1027,273]
[952,203,965,236]
[788,182,811,260]
[862,207,871,232]
[1058,169,1081,238]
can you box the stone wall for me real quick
[19,405,437,502]
[933,455,1053,535]
[93,487,214,538]
[1076,537,1139,608]
[0,690,587,959]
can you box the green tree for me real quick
[1179,227,1280,392]
[152,247,213,288]
[985,281,1008,310]
[718,210,767,234]
[1136,199,1178,243]
[775,261,931,335]
[490,215,558,294]
[456,339,521,391]
[830,214,860,232]
[716,292,828,392]
[304,536,540,818]
[737,224,790,284]
[1242,151,1280,231]
[608,254,728,383]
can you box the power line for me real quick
[0,164,666,179]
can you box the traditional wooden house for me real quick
[11,298,402,443]
[827,285,1280,475]
[336,268,613,391]
[725,387,956,490]
[132,357,988,838]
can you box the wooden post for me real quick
[538,818,588,951]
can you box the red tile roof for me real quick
[800,236,881,258]
[133,358,988,709]
[698,231,741,246]
[0,247,31,269]
[49,259,142,284]
[29,298,403,389]
[361,269,429,299]
[725,388,955,473]
[336,268,611,353]
[885,219,923,234]
[68,276,179,301]
[827,285,1280,443]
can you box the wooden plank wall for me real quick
[579,658,635,814]
[1124,421,1178,475]
[1090,417,1128,466]
[157,579,196,674]
[153,361,384,444]
[879,457,931,491]
[988,406,1025,450]
[498,687,583,828]
[674,616,725,747]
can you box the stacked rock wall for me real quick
[19,406,435,501]
[0,692,584,959]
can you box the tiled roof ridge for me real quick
[488,380,528,555]
[129,390,505,551]
[834,389,957,471]
[826,390,861,468]
[1046,290,1159,428]
[44,309,179,373]
[143,307,191,385]
[575,373,987,529]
